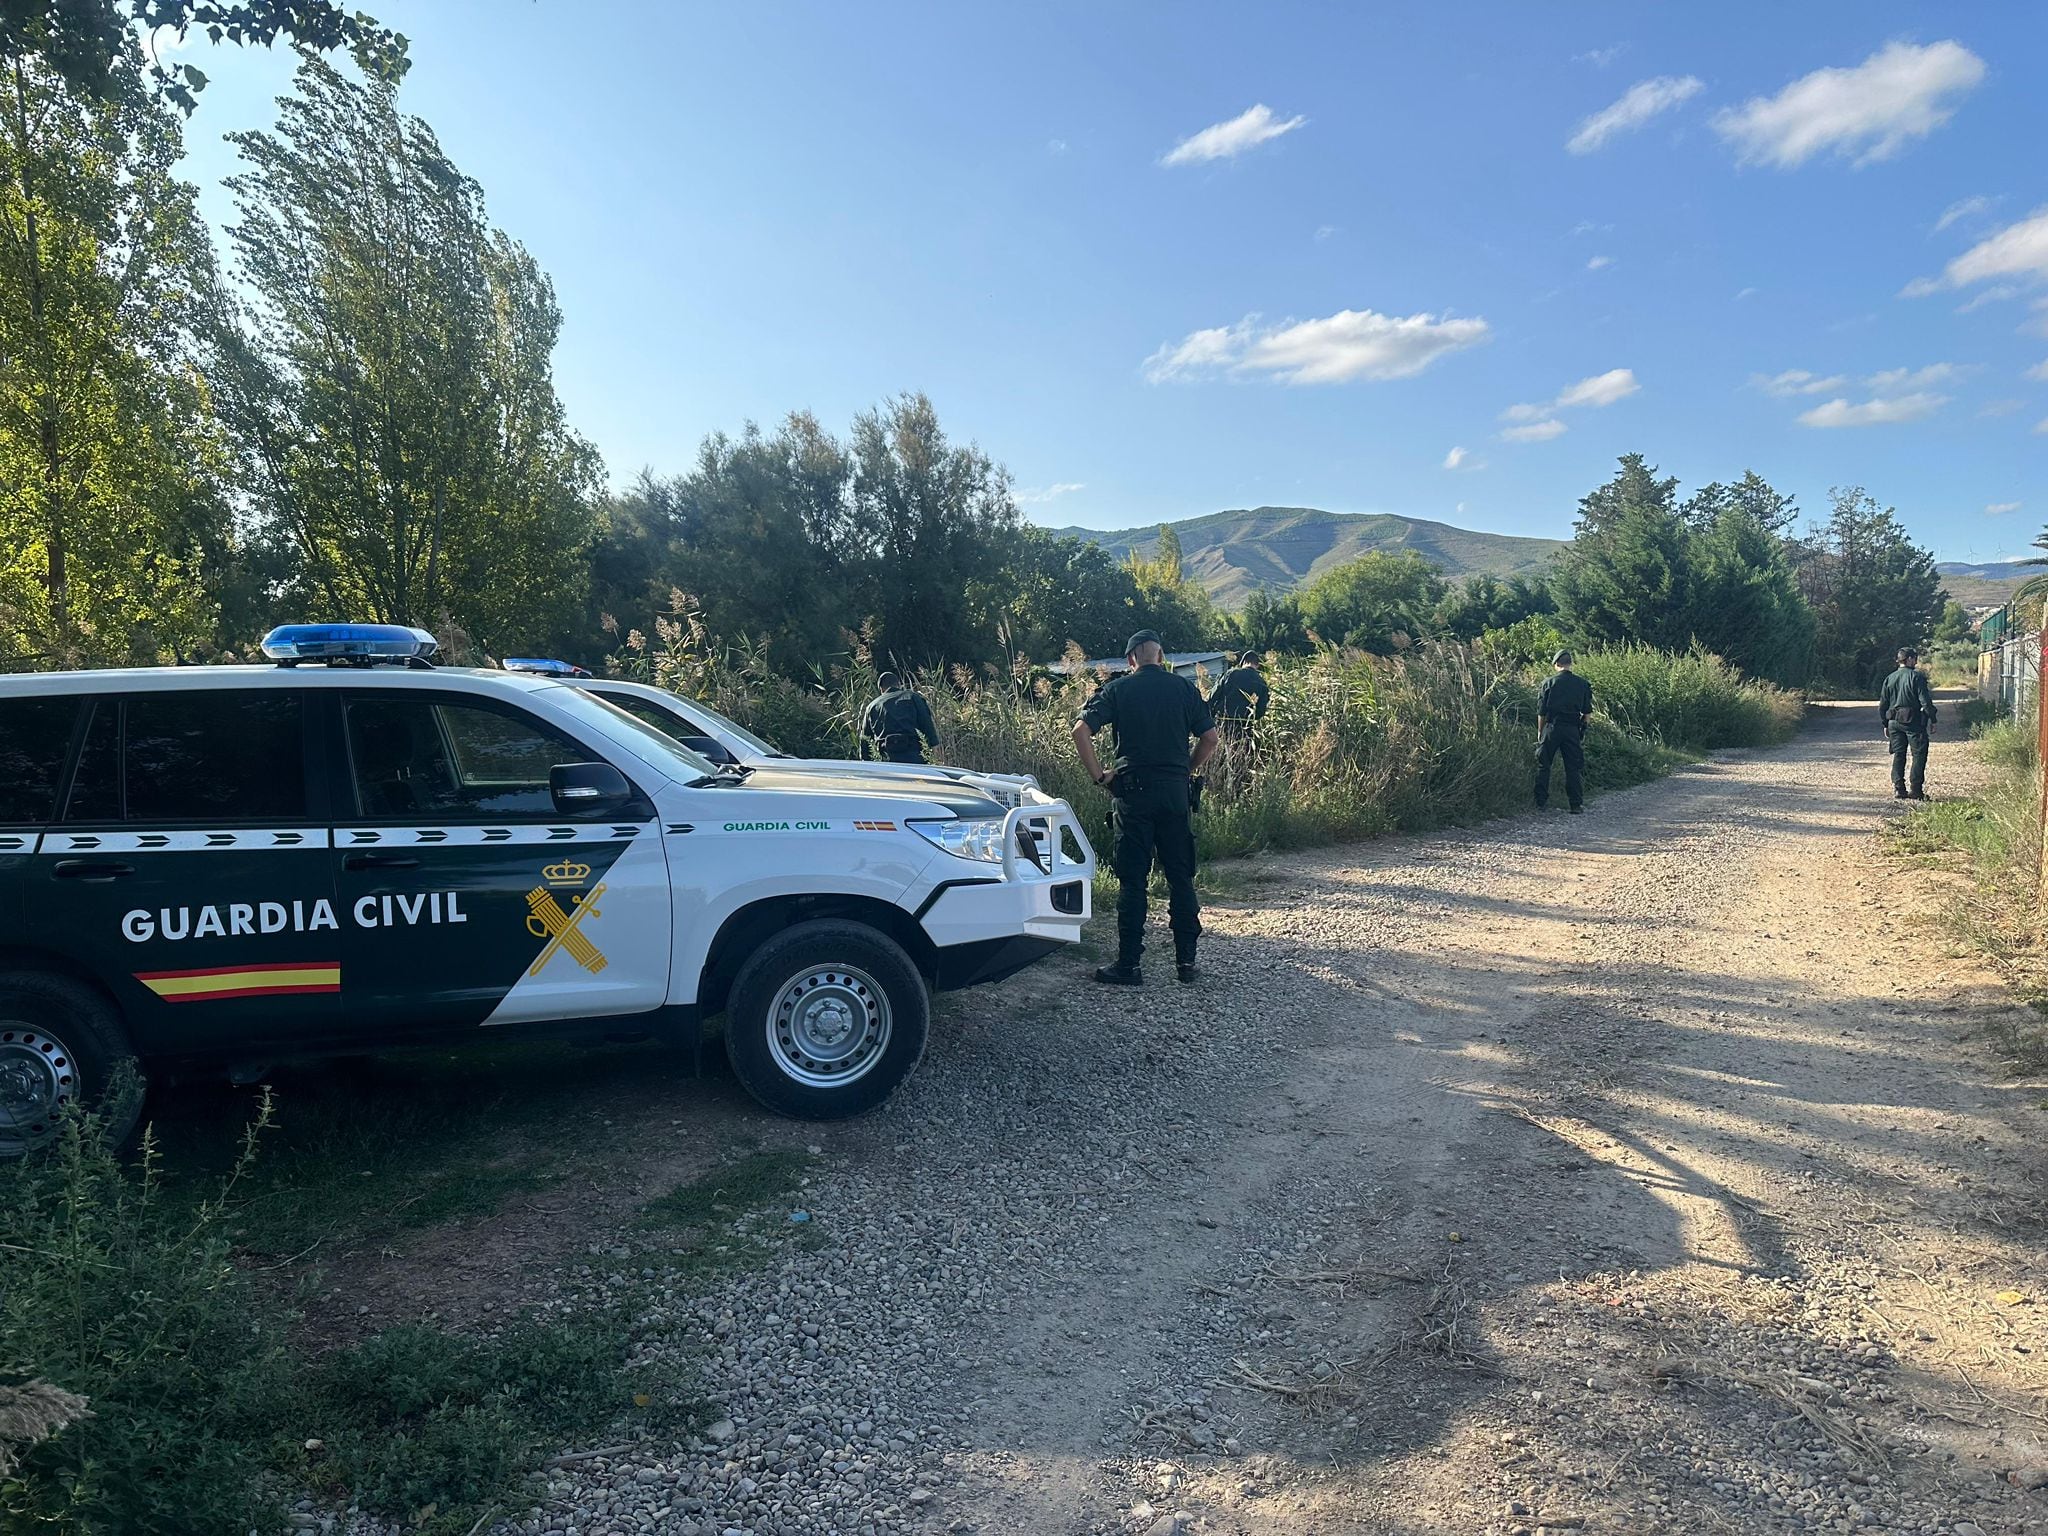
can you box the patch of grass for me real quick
[639,1147,812,1228]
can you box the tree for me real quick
[1795,486,1943,690]
[1434,572,1554,641]
[1683,472,1813,686]
[1223,589,1310,655]
[3,1,405,113]
[1122,524,1220,653]
[1298,550,1446,652]
[1930,599,1972,645]
[220,57,600,652]
[1549,454,1699,651]
[0,46,235,666]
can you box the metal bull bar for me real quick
[1000,798,1097,884]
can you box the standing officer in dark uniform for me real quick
[1073,631,1219,985]
[860,671,940,764]
[1878,647,1938,799]
[1208,650,1272,739]
[1534,648,1594,814]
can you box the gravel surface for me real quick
[353,700,2048,1536]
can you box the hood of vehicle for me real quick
[697,765,1004,819]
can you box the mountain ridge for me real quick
[1052,506,1564,608]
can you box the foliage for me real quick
[1794,485,1944,692]
[219,56,601,654]
[1574,645,1804,749]
[1930,599,1972,645]
[1297,549,1447,653]
[0,0,406,113]
[1434,571,1554,641]
[0,50,236,667]
[1221,588,1310,655]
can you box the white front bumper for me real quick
[918,797,1095,948]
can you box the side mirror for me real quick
[679,734,738,766]
[550,761,634,818]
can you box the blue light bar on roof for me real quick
[502,657,593,678]
[260,623,438,663]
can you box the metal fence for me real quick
[1980,628,2040,720]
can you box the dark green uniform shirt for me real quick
[861,689,938,750]
[1537,669,1594,727]
[1877,666,1936,730]
[1209,666,1271,722]
[1080,664,1215,776]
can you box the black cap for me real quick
[1552,648,1574,666]
[1125,629,1163,656]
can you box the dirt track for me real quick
[462,701,2048,1536]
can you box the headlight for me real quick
[908,817,1007,863]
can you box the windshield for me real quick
[547,687,720,778]
[673,694,784,757]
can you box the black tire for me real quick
[0,972,143,1158]
[724,920,929,1119]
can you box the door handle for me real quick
[53,859,134,883]
[344,853,421,871]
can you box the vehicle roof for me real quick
[0,664,559,697]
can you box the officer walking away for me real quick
[1878,646,1938,800]
[1074,631,1220,986]
[1208,650,1271,739]
[1534,648,1594,815]
[860,671,940,764]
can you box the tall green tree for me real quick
[1298,549,1446,652]
[220,57,600,651]
[0,46,234,666]
[1795,487,1943,689]
[1550,454,1697,651]
[1683,472,1813,686]
[1433,571,1554,641]
[1223,588,1310,655]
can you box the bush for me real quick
[1574,645,1803,749]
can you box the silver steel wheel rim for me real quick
[0,1024,77,1154]
[767,965,891,1088]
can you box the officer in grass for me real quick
[860,670,940,764]
[1878,646,1938,800]
[1074,630,1220,986]
[1534,648,1595,814]
[1208,650,1272,739]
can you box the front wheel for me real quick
[724,920,929,1118]
[0,972,143,1158]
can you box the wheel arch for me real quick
[698,894,933,1017]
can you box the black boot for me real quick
[1893,787,1908,799]
[1094,962,1143,986]
[1176,959,1199,984]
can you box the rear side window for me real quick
[63,692,308,823]
[345,696,594,819]
[0,697,79,823]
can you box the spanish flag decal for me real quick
[135,961,342,1003]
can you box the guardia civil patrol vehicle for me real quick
[0,625,1094,1156]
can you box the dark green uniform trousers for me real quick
[1534,722,1585,810]
[1110,776,1200,967]
[1889,726,1928,795]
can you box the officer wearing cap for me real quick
[1534,648,1594,814]
[1878,646,1937,799]
[1073,630,1220,985]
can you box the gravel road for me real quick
[501,700,2048,1536]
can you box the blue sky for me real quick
[163,2,2047,563]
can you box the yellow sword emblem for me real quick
[524,882,608,976]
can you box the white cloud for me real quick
[1753,369,1849,396]
[1162,104,1306,167]
[1796,392,1947,428]
[1575,44,1628,68]
[1982,398,2025,418]
[1502,419,1570,443]
[1956,284,2023,313]
[2037,418,2048,436]
[1015,482,1084,505]
[1314,224,1336,241]
[1987,501,2023,515]
[1556,367,1640,408]
[1934,194,1994,233]
[1911,208,2048,296]
[1712,41,1984,169]
[1047,138,1069,155]
[1586,254,1613,271]
[1443,446,1468,469]
[1866,362,1960,392]
[1734,286,1758,301]
[1567,75,1705,154]
[2028,360,2048,382]
[1143,307,1490,386]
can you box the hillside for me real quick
[1054,506,1565,608]
[1936,560,2033,609]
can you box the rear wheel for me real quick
[0,973,142,1158]
[724,920,929,1118]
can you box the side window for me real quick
[345,696,595,819]
[125,693,307,823]
[65,700,120,822]
[0,697,80,824]
[612,698,687,739]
